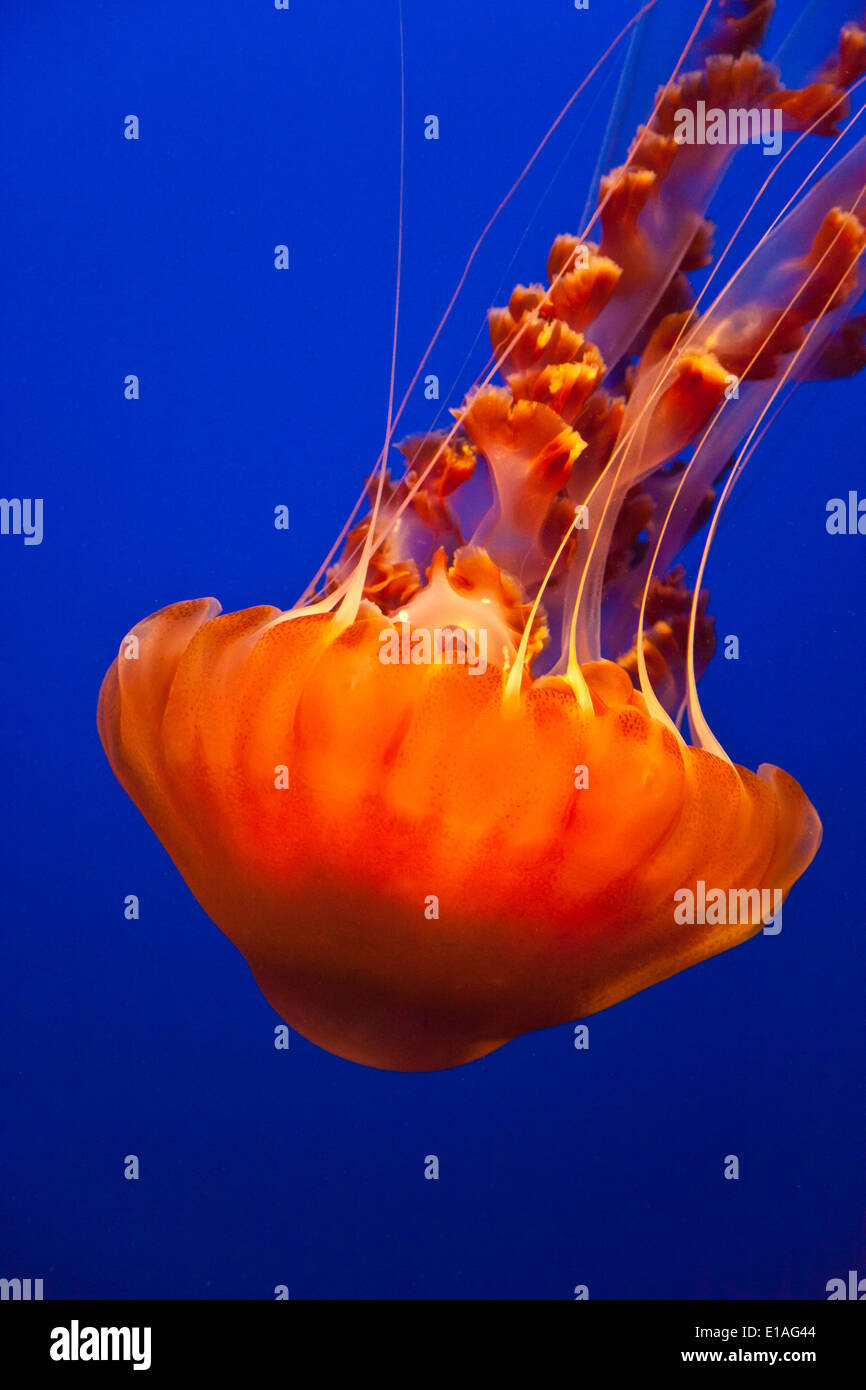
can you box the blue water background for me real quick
[1,0,863,1299]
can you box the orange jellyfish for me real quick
[99,4,866,1069]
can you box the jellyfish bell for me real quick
[100,5,866,1070]
[98,591,820,1071]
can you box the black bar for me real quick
[1,1299,861,1374]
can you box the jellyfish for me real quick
[99,2,866,1070]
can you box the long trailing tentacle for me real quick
[296,0,660,609]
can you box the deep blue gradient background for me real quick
[1,0,863,1300]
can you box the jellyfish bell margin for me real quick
[99,6,866,1070]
